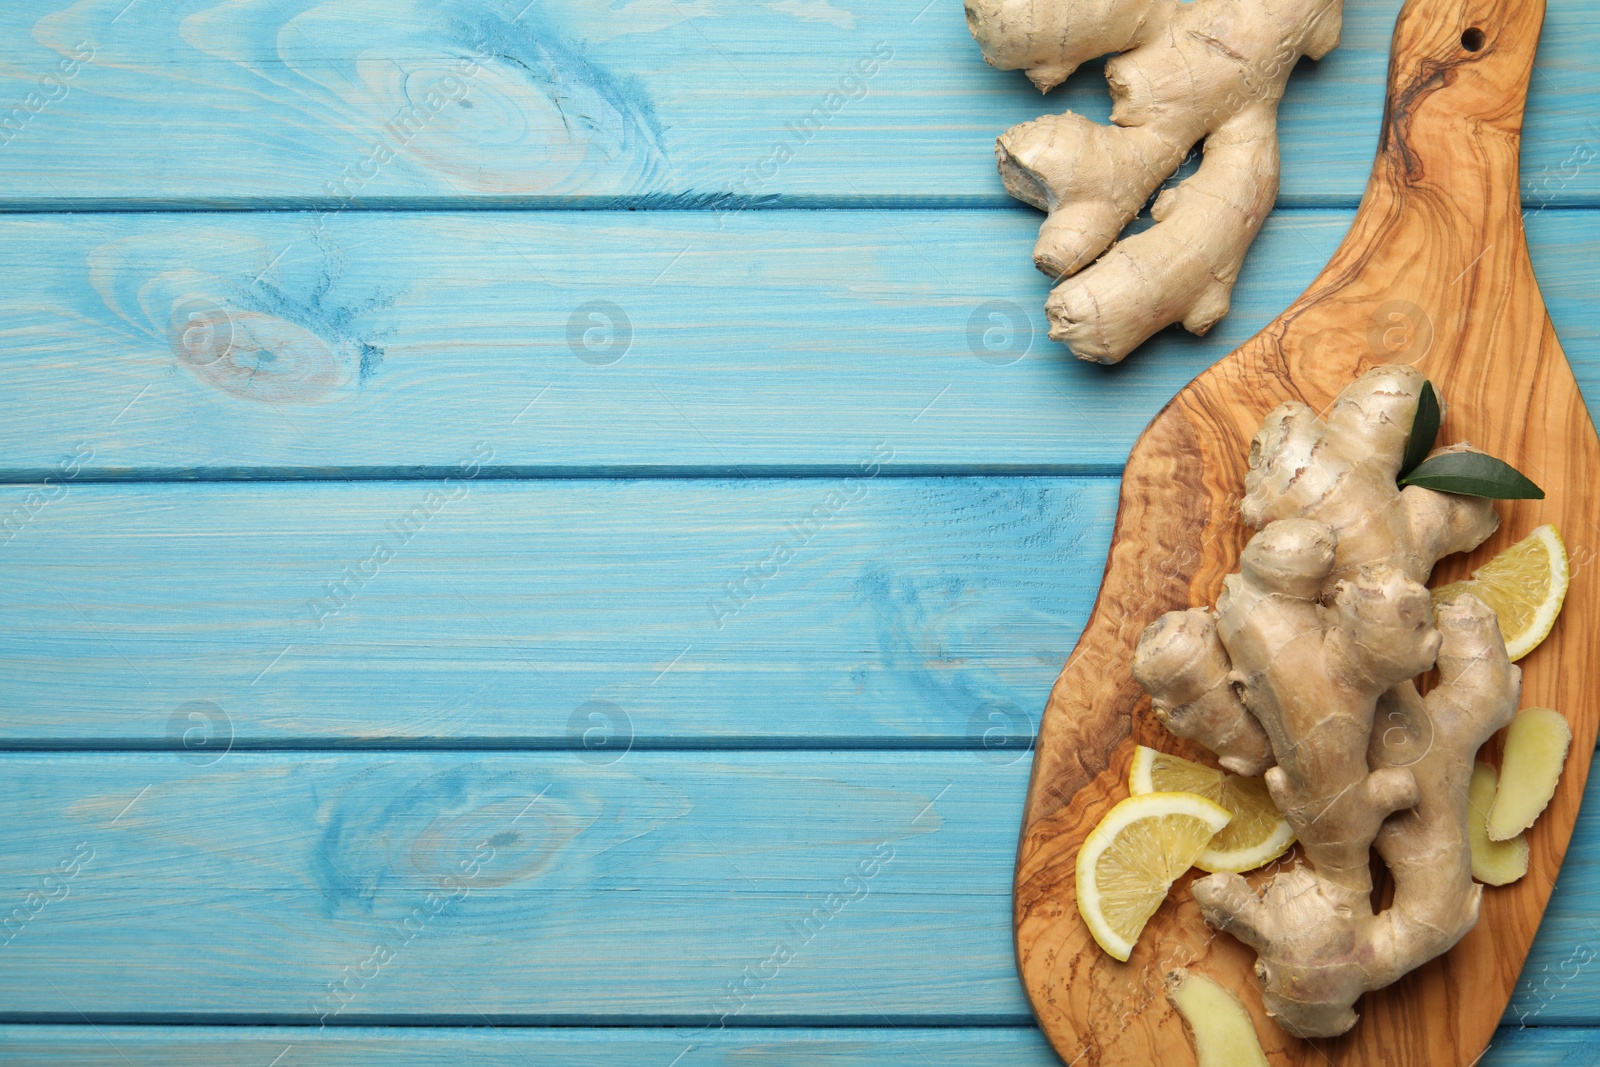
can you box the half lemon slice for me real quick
[1077,790,1232,961]
[1129,746,1296,874]
[1433,523,1568,661]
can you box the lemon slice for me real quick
[1433,523,1568,661]
[1077,791,1232,961]
[1129,746,1296,874]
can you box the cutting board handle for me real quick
[1291,0,1547,379]
[1368,0,1542,227]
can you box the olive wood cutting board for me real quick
[1013,0,1600,1063]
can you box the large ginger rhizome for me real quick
[965,0,1345,363]
[1133,366,1520,1037]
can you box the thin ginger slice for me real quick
[1488,708,1572,841]
[1469,761,1529,885]
[1166,969,1270,1067]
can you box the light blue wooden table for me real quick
[0,1,1597,1063]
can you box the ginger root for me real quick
[1134,608,1273,776]
[1487,707,1572,841]
[1167,969,1271,1067]
[965,0,1344,362]
[1135,366,1522,1037]
[1469,761,1529,886]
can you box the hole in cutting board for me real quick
[1461,27,1487,51]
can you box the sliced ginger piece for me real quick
[1468,761,1529,885]
[1488,707,1573,841]
[1166,969,1270,1067]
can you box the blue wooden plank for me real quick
[0,752,1033,1020]
[1,206,1594,478]
[2,206,1595,478]
[0,1024,1590,1065]
[0,207,1339,478]
[0,0,1595,208]
[0,477,1111,745]
[0,1026,1065,1067]
[0,752,1594,1027]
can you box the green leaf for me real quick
[1399,380,1440,478]
[1399,451,1545,499]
